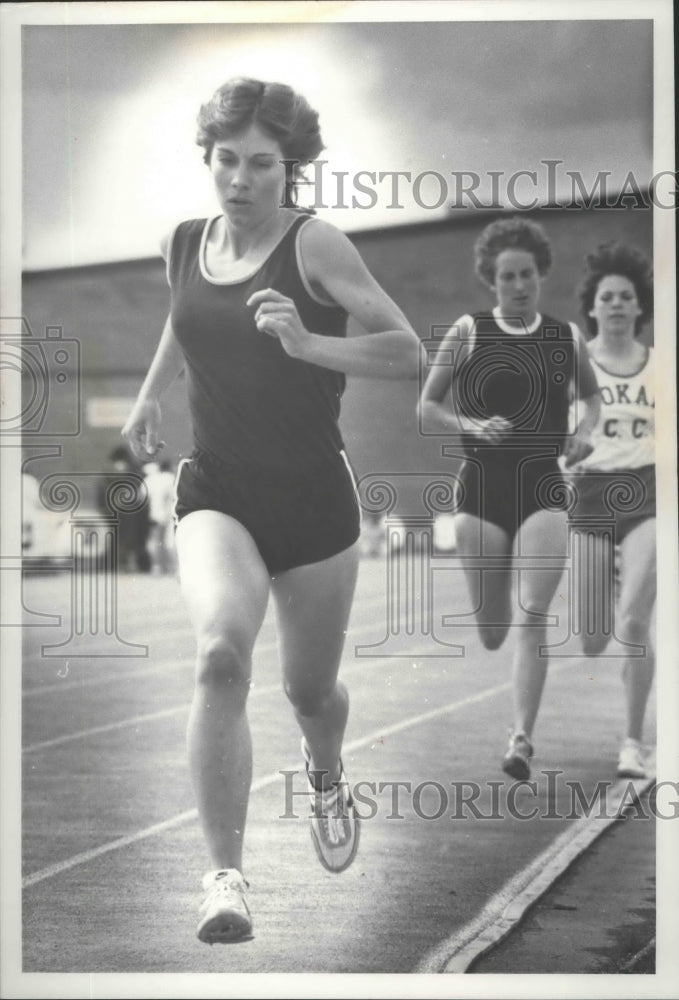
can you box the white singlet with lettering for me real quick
[571,346,654,472]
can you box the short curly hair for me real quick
[196,77,324,205]
[474,216,553,286]
[578,242,653,336]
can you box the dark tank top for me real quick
[456,312,578,457]
[169,214,348,473]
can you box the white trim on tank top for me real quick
[163,221,182,288]
[589,345,651,380]
[198,212,300,286]
[492,306,542,336]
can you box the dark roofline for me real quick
[22,195,650,278]
[22,213,484,279]
[348,205,525,241]
[22,255,164,281]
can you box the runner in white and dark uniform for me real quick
[122,77,420,944]
[567,242,655,779]
[419,217,601,780]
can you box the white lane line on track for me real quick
[618,935,656,973]
[414,773,655,974]
[22,596,392,698]
[22,641,423,753]
[22,676,514,890]
[23,705,188,753]
[23,656,193,698]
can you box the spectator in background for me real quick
[144,458,176,575]
[22,471,42,554]
[359,511,386,558]
[98,445,151,573]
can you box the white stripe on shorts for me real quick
[172,457,191,528]
[340,449,362,526]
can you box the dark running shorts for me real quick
[565,465,655,543]
[457,450,567,540]
[174,448,361,575]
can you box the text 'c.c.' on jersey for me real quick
[570,346,654,472]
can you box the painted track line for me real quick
[414,773,655,974]
[22,597,392,698]
[23,704,189,753]
[22,642,429,753]
[618,935,655,972]
[22,676,514,889]
[22,657,196,698]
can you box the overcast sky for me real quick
[21,18,653,269]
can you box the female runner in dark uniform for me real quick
[122,77,420,944]
[419,217,600,780]
[569,243,655,778]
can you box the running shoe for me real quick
[617,738,646,779]
[502,731,534,781]
[197,868,252,944]
[302,740,360,873]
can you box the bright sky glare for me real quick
[21,19,653,269]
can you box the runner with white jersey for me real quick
[567,242,655,779]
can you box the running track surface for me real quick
[19,557,656,974]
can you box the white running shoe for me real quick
[197,868,252,944]
[302,740,360,874]
[617,738,646,779]
[502,731,534,781]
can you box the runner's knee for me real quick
[284,676,337,717]
[617,607,651,647]
[581,630,610,656]
[195,631,252,693]
[516,594,552,623]
[477,624,509,651]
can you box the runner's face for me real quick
[590,274,642,337]
[209,124,286,225]
[492,250,541,322]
